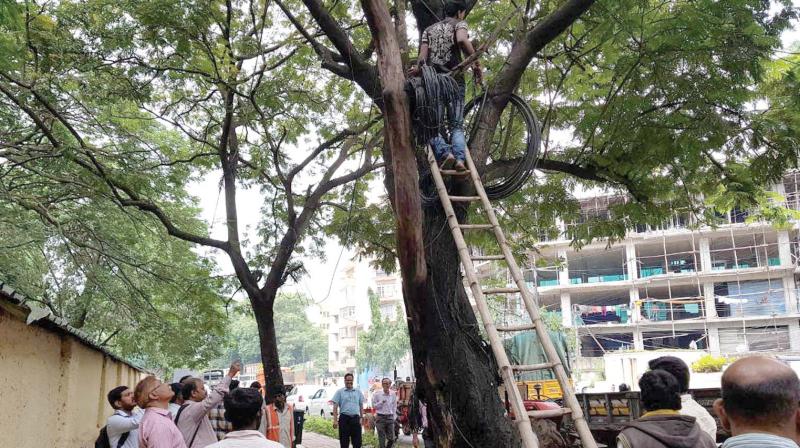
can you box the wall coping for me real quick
[0,279,149,374]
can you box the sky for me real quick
[188,11,800,311]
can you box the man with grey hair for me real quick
[372,378,398,448]
[714,356,800,448]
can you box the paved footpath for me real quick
[298,431,340,448]
[299,431,414,448]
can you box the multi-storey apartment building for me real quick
[323,260,413,377]
[324,261,371,374]
[529,172,800,358]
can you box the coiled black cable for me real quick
[407,69,541,203]
[464,93,541,200]
[405,65,460,147]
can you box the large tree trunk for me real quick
[362,0,519,446]
[251,289,283,397]
[410,199,519,447]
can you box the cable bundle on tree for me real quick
[405,65,460,147]
[464,93,542,200]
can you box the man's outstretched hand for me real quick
[227,361,241,378]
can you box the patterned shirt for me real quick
[138,407,187,448]
[421,18,469,75]
[332,387,364,416]
[209,402,233,441]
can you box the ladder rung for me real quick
[482,287,520,294]
[496,323,536,332]
[460,224,493,230]
[528,408,572,419]
[440,169,471,176]
[472,255,505,261]
[449,195,481,202]
[512,362,556,372]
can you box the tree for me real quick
[215,293,328,376]
[356,288,410,373]
[285,0,799,446]
[2,0,797,445]
[0,200,226,371]
[0,0,381,396]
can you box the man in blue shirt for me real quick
[332,373,365,448]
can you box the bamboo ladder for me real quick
[426,146,597,448]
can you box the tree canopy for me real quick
[0,0,379,377]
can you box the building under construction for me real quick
[528,171,800,358]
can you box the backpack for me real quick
[94,425,129,448]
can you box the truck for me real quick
[574,388,725,446]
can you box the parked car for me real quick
[308,386,340,419]
[287,385,323,413]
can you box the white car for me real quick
[287,385,323,413]
[308,386,340,419]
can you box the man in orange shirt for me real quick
[263,386,294,448]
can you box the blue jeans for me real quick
[430,83,466,162]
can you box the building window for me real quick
[377,285,394,298]
[380,304,397,320]
[341,306,356,318]
[719,326,789,353]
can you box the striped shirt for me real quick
[721,433,799,448]
[138,407,187,448]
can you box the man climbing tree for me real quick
[293,0,799,447]
[408,0,483,172]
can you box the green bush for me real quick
[691,354,728,373]
[303,416,379,447]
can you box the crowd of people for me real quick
[616,355,800,448]
[98,353,800,448]
[99,362,290,448]
[98,366,394,448]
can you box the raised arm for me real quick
[456,27,482,83]
[204,362,240,411]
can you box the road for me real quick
[299,431,415,448]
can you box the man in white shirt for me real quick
[649,356,717,441]
[106,385,144,448]
[207,388,284,448]
[372,378,398,448]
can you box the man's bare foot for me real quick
[455,160,466,172]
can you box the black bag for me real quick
[95,425,129,448]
